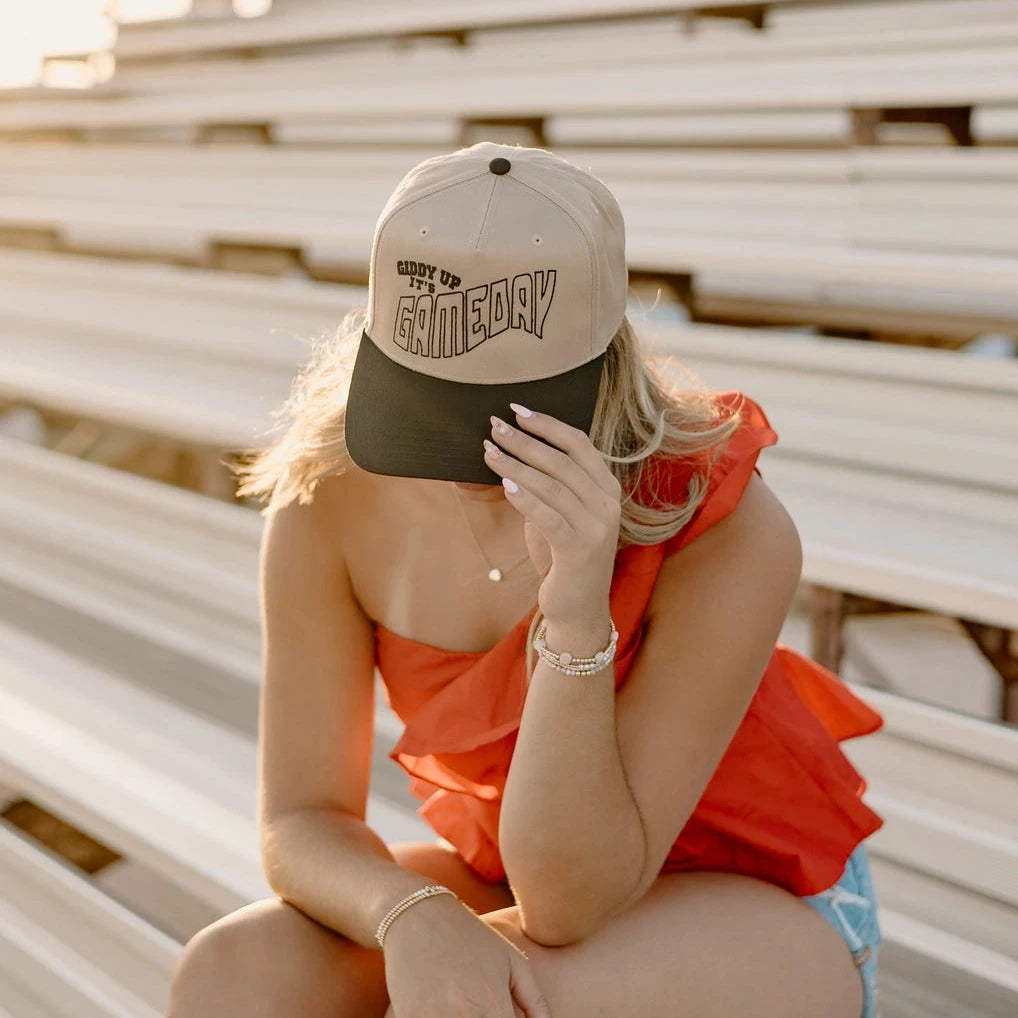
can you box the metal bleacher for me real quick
[0,1,1016,1016]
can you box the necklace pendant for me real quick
[488,567,503,582]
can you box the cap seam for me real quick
[472,177,499,249]
[368,168,488,328]
[510,174,596,356]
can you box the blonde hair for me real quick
[228,307,744,680]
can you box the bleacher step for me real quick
[0,979,51,1018]
[869,855,1018,961]
[842,611,1004,719]
[0,820,174,1017]
[879,910,1018,1018]
[0,617,433,913]
[91,858,224,947]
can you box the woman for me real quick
[168,142,885,1018]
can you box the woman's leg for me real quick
[484,868,867,1018]
[165,894,389,1018]
[169,843,865,1018]
[165,839,514,1018]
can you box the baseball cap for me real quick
[345,141,628,484]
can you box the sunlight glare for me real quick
[0,0,273,89]
[234,0,272,17]
[109,0,193,24]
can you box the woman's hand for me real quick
[380,894,550,1018]
[484,403,622,628]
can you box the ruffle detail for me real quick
[658,645,885,896]
[412,783,505,882]
[387,571,651,800]
[661,390,779,557]
[373,391,885,896]
[777,643,884,744]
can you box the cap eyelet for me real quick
[532,235,543,245]
[418,226,430,237]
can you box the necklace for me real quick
[451,486,533,582]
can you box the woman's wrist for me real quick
[541,611,615,661]
[379,887,470,952]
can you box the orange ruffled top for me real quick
[374,392,885,898]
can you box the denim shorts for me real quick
[800,840,883,1018]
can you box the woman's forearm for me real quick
[260,806,454,950]
[498,612,647,946]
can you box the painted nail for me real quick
[503,478,519,494]
[483,438,501,458]
[509,402,533,417]
[490,415,511,436]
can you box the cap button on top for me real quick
[488,157,511,175]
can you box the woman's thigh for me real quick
[485,869,866,1018]
[167,839,514,1018]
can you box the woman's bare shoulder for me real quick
[309,464,435,561]
[315,464,440,524]
[313,461,376,511]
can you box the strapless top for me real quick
[372,392,884,897]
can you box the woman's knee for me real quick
[168,896,386,1018]
[169,899,288,1016]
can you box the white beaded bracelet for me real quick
[375,884,457,949]
[532,614,618,676]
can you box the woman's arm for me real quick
[261,806,462,951]
[488,406,648,947]
[493,407,801,947]
[257,486,451,951]
[499,609,646,947]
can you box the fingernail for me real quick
[509,402,532,418]
[483,438,501,458]
[503,478,519,494]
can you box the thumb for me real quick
[509,952,553,1018]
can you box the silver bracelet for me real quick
[375,884,457,950]
[532,614,618,676]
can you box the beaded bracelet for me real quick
[375,884,457,950]
[532,614,618,676]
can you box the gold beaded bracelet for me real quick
[532,614,618,676]
[375,884,457,950]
